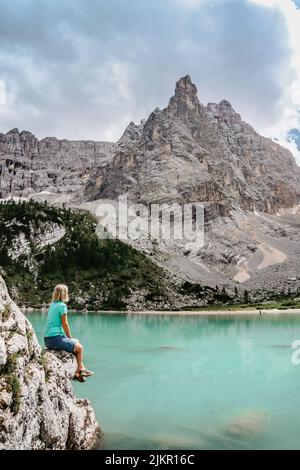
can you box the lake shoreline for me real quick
[24,307,300,316]
[122,308,300,316]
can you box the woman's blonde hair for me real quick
[52,284,69,303]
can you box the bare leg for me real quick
[74,342,84,374]
[73,343,93,377]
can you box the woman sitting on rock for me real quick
[44,284,93,383]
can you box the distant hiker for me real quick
[44,284,93,383]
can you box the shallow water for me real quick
[28,312,300,450]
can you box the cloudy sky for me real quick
[0,0,299,160]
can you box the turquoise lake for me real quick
[28,312,300,450]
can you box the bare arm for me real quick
[61,314,72,338]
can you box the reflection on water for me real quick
[28,312,300,450]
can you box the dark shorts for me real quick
[44,335,78,353]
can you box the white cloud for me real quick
[0,0,298,159]
[0,80,6,105]
[172,0,204,9]
[109,61,138,103]
[248,0,300,163]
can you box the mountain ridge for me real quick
[2,76,300,295]
[85,75,300,215]
[0,128,115,199]
[1,75,300,215]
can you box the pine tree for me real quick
[244,289,250,304]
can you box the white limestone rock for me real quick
[0,128,116,200]
[0,338,7,367]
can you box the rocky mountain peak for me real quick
[85,75,300,214]
[6,128,19,135]
[175,75,196,94]
[217,100,242,124]
[118,121,145,153]
[119,121,143,141]
[219,99,234,109]
[206,100,242,126]
[167,75,201,116]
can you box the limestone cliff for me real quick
[0,129,115,199]
[85,75,300,215]
[0,275,101,450]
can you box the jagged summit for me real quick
[85,75,300,214]
[206,100,242,126]
[219,99,233,108]
[168,75,201,116]
[175,75,198,97]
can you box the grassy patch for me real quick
[1,351,21,414]
[2,352,19,374]
[38,350,47,368]
[26,329,33,340]
[181,299,300,312]
[39,350,51,382]
[8,374,21,414]
[2,303,11,321]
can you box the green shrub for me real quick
[8,374,21,414]
[39,350,51,382]
[2,303,11,321]
[2,352,19,374]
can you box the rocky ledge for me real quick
[0,275,101,450]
